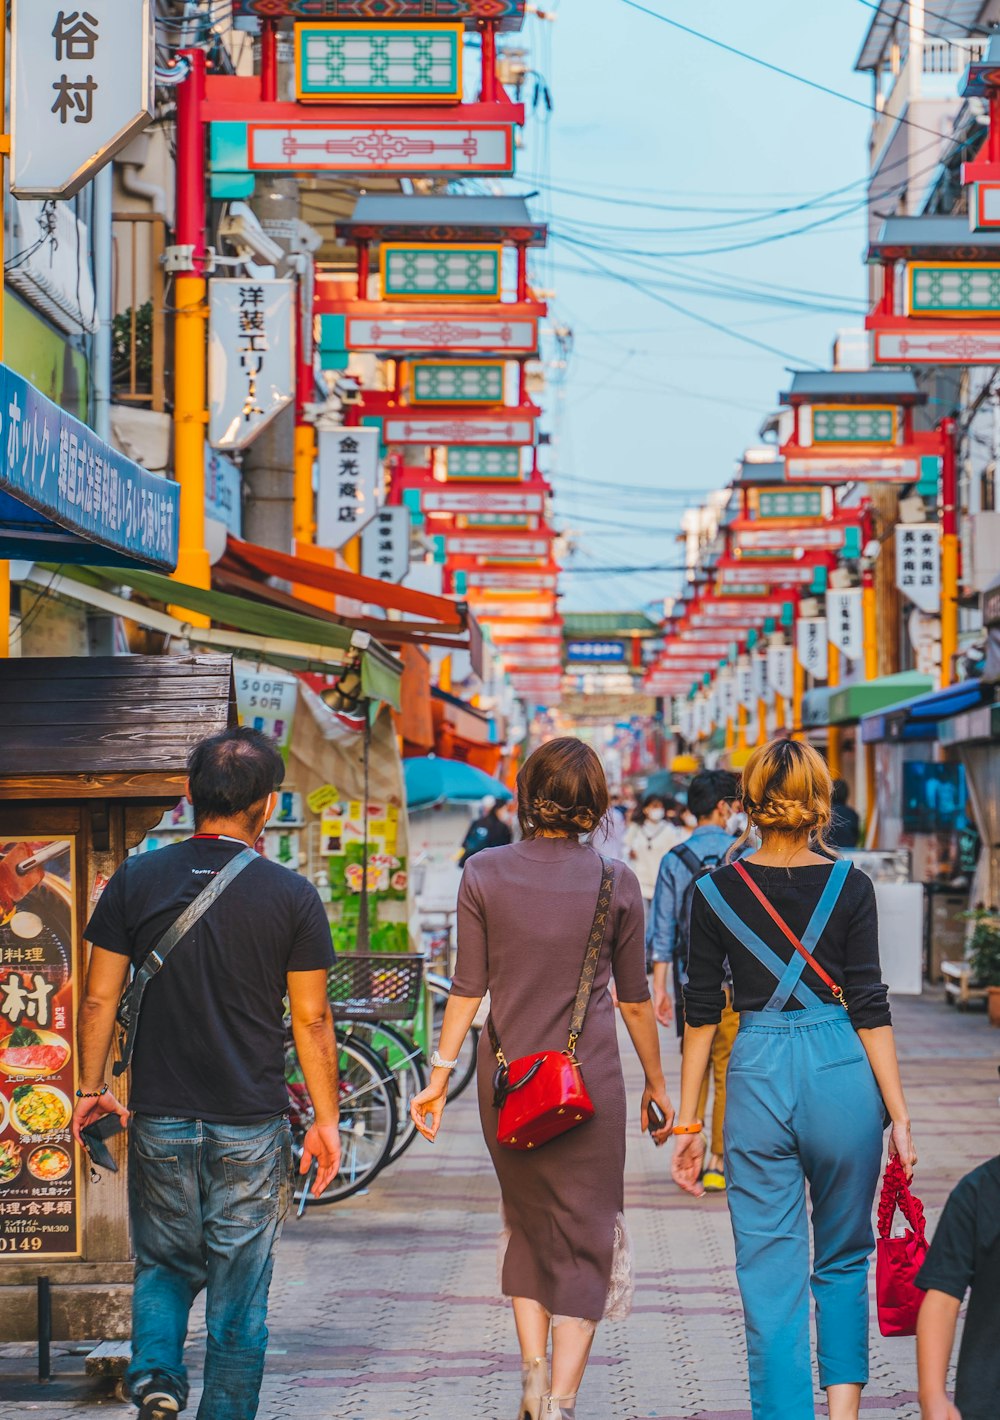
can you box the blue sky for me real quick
[510,0,874,613]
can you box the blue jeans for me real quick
[724,1006,885,1419]
[126,1113,292,1419]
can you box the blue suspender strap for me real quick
[695,876,822,1010]
[765,861,853,1010]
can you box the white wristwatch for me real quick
[430,1050,459,1071]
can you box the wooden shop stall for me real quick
[0,655,235,1340]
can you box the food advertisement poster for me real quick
[320,799,409,953]
[0,839,80,1259]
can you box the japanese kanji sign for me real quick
[796,618,829,681]
[895,523,941,615]
[825,589,864,662]
[0,839,81,1259]
[12,1,154,200]
[316,427,381,550]
[361,506,411,583]
[208,280,295,452]
[735,661,755,711]
[766,644,794,700]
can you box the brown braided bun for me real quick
[738,738,832,843]
[517,737,610,840]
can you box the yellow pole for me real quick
[791,650,805,742]
[736,701,748,751]
[863,571,879,840]
[756,697,768,746]
[774,691,785,733]
[0,15,10,657]
[170,274,211,625]
[293,424,316,544]
[827,642,842,779]
[940,532,959,689]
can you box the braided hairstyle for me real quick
[516,737,610,840]
[735,738,834,854]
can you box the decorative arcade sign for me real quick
[446,445,521,479]
[779,369,932,480]
[410,360,506,404]
[231,1,526,28]
[294,23,464,103]
[318,307,539,356]
[381,244,503,300]
[383,409,535,445]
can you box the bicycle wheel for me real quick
[286,1033,398,1206]
[344,1021,426,1163]
[426,972,481,1102]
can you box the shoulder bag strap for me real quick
[672,842,703,876]
[732,859,848,1009]
[113,847,258,1076]
[488,855,615,1067]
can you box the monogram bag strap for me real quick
[488,855,616,1068]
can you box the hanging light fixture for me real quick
[321,657,365,715]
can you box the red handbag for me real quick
[876,1155,928,1337]
[488,857,613,1151]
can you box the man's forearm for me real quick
[652,961,670,999]
[77,997,119,1092]
[917,1290,960,1408]
[293,1007,340,1127]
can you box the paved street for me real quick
[1,992,996,1420]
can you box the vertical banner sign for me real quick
[234,663,298,763]
[694,695,711,738]
[895,524,942,614]
[736,661,754,711]
[751,649,772,706]
[0,839,80,1258]
[208,280,294,451]
[797,618,829,681]
[825,589,864,661]
[678,701,695,742]
[11,0,154,200]
[766,644,794,700]
[316,427,381,550]
[361,506,411,583]
[717,672,736,725]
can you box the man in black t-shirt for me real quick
[916,1149,1000,1420]
[71,728,340,1420]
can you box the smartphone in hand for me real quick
[647,1101,667,1136]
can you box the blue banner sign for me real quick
[0,363,179,570]
[566,639,627,664]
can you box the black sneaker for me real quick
[138,1394,179,1420]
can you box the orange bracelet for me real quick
[672,1120,704,1136]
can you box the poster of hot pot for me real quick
[0,838,80,1258]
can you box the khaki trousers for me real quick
[696,992,739,1158]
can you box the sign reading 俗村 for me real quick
[208,280,295,451]
[12,0,154,200]
[316,427,381,550]
[895,523,942,615]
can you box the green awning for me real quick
[828,672,934,725]
[562,611,659,636]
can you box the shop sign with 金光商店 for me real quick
[381,245,503,302]
[826,588,864,662]
[410,360,506,405]
[361,505,411,583]
[0,839,81,1259]
[316,427,381,550]
[208,280,294,452]
[11,0,154,200]
[295,22,463,103]
[796,617,828,681]
[895,523,941,615]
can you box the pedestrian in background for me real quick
[411,737,674,1420]
[672,739,916,1420]
[829,777,862,849]
[916,1120,1000,1420]
[460,795,513,865]
[648,769,742,1189]
[623,792,684,928]
[71,728,341,1420]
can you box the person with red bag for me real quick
[410,737,674,1420]
[915,1132,1000,1420]
[670,739,917,1420]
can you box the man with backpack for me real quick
[648,769,742,1191]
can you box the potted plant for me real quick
[968,909,1000,1025]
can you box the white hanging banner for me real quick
[361,505,411,583]
[316,427,381,550]
[895,523,941,615]
[751,649,772,705]
[11,0,154,200]
[825,589,864,661]
[208,279,294,451]
[717,671,736,724]
[766,644,794,700]
[797,617,829,681]
[735,661,754,710]
[678,700,695,742]
[694,695,711,738]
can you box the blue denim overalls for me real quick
[696,861,885,1419]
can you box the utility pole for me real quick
[827,642,842,778]
[939,416,959,689]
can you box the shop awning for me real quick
[828,672,934,726]
[861,678,993,745]
[0,364,179,572]
[802,686,836,728]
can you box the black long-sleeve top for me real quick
[684,860,891,1032]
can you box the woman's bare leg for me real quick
[826,1382,862,1420]
[512,1297,550,1360]
[549,1316,597,1409]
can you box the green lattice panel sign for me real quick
[755,488,823,520]
[811,405,896,444]
[446,446,521,480]
[295,22,463,101]
[411,360,505,404]
[381,244,503,301]
[907,262,1000,317]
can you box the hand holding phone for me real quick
[647,1101,666,1136]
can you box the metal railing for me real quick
[111,212,167,412]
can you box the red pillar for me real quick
[261,18,278,102]
[516,242,528,301]
[176,48,207,255]
[479,21,498,102]
[356,241,370,300]
[989,89,1000,165]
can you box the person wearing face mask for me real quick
[623,794,685,931]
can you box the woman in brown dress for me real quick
[412,739,674,1420]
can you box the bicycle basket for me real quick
[327,953,425,1022]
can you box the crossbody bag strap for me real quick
[113,847,258,1076]
[488,855,616,1068]
[731,859,848,1009]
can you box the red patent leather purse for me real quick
[488,858,613,1151]
[876,1155,928,1337]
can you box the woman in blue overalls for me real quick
[670,739,917,1420]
